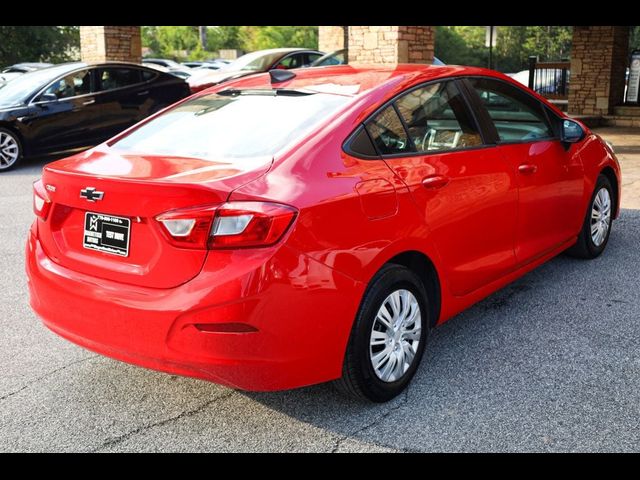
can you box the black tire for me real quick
[334,264,430,402]
[0,127,23,172]
[566,174,614,259]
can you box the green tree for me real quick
[207,26,243,51]
[436,26,572,73]
[0,26,79,66]
[239,26,318,51]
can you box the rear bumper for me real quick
[26,226,363,391]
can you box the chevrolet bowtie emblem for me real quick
[80,187,104,202]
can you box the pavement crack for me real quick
[91,390,235,452]
[0,355,98,402]
[330,389,410,453]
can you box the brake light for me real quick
[209,202,297,249]
[33,179,51,220]
[155,201,297,250]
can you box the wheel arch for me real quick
[600,165,619,218]
[382,250,442,328]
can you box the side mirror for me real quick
[561,119,585,144]
[38,93,58,103]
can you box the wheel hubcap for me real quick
[590,187,611,247]
[0,132,19,170]
[369,289,422,383]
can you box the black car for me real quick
[0,62,190,171]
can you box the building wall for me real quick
[569,26,629,116]
[80,26,141,63]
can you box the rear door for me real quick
[370,80,518,296]
[464,77,584,265]
[93,67,151,140]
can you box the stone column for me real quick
[347,26,434,65]
[80,26,142,63]
[318,26,348,53]
[568,26,630,116]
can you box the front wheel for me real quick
[567,174,614,259]
[334,264,429,402]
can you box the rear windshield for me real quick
[112,91,349,159]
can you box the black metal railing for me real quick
[528,56,570,100]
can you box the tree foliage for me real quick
[142,26,318,60]
[0,26,79,67]
[435,26,573,73]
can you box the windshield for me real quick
[0,65,77,106]
[225,51,290,72]
[112,91,349,159]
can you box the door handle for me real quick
[422,175,450,190]
[137,90,150,96]
[518,164,538,175]
[82,99,95,105]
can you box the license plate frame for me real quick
[83,212,131,257]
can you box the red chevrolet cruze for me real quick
[26,65,620,402]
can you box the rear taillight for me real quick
[210,202,297,249]
[33,179,51,220]
[156,204,218,249]
[155,201,297,250]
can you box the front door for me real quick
[465,77,584,265]
[27,68,97,154]
[366,80,518,296]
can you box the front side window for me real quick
[468,77,554,142]
[42,69,92,100]
[96,68,141,92]
[394,81,483,153]
[275,54,305,70]
[112,91,349,160]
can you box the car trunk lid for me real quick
[37,148,271,288]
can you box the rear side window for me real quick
[112,92,349,159]
[96,68,142,92]
[141,70,158,82]
[366,106,415,155]
[467,77,554,142]
[394,81,483,152]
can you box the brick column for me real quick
[347,26,434,65]
[80,26,142,63]
[568,26,630,116]
[318,26,348,53]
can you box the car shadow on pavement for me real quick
[240,208,640,452]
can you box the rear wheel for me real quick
[567,174,614,259]
[0,128,22,172]
[334,264,429,402]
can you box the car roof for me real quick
[215,64,515,97]
[249,48,318,55]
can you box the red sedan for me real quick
[26,65,620,402]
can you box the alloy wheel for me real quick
[0,131,20,170]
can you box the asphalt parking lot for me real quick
[2,128,640,452]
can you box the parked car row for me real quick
[0,47,444,172]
